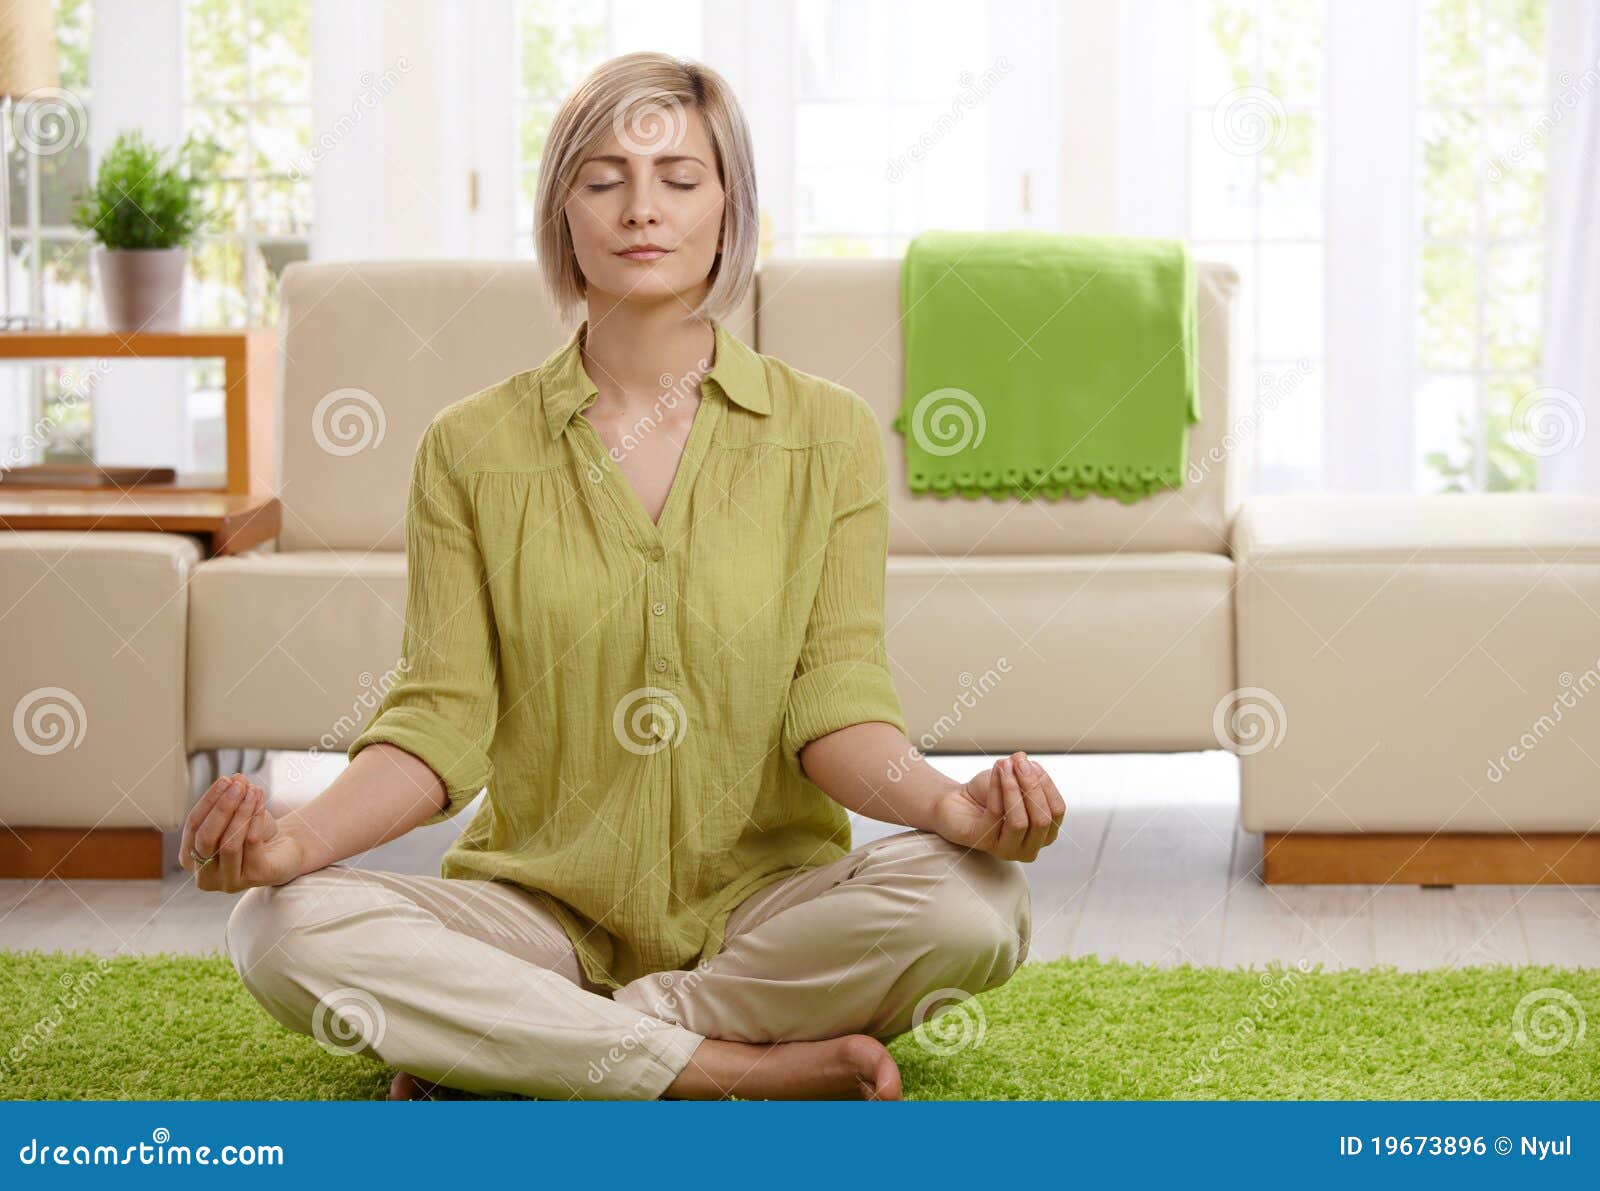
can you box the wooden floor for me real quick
[3,750,1597,968]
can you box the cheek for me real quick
[566,215,625,285]
[563,199,602,249]
[677,189,726,244]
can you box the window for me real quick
[1185,0,1551,496]
[1189,0,1326,494]
[785,0,1058,259]
[503,0,1051,265]
[0,0,94,469]
[1414,0,1549,492]
[511,0,702,260]
[179,0,312,479]
[182,0,313,328]
[4,0,93,330]
[512,0,609,260]
[792,0,998,257]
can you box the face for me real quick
[563,99,727,315]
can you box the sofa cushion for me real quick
[0,532,199,829]
[887,551,1237,752]
[1232,491,1600,562]
[1232,492,1600,832]
[187,549,407,752]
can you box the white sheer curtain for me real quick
[1538,0,1600,494]
[287,1,1582,500]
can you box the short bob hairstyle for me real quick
[534,52,760,327]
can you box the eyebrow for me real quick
[581,154,708,167]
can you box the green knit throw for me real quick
[891,230,1199,505]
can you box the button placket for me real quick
[567,396,715,700]
[645,554,672,681]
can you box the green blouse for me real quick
[346,318,908,989]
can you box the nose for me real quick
[623,181,660,229]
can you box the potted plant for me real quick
[71,129,222,332]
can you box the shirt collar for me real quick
[540,318,772,439]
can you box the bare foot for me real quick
[664,1034,901,1101]
[387,1070,442,1100]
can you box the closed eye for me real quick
[585,181,699,192]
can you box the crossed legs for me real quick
[225,829,1031,1100]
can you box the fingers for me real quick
[215,783,261,891]
[1013,752,1054,860]
[190,774,250,889]
[996,757,1027,858]
[970,753,1064,862]
[244,781,276,844]
[190,775,245,878]
[180,774,235,876]
[1038,763,1066,846]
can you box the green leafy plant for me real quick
[70,128,223,250]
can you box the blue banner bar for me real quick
[2,1101,1594,1187]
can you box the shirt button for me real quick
[652,601,666,616]
[653,658,668,673]
[649,544,664,562]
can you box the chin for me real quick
[597,272,700,306]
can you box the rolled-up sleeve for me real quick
[347,418,499,825]
[781,396,908,773]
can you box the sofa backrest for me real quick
[757,258,1241,556]
[276,256,1238,556]
[274,259,756,552]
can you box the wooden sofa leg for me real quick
[1261,832,1600,885]
[0,827,164,879]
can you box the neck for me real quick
[579,299,716,420]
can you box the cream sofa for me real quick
[2,257,1597,883]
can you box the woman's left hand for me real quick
[931,751,1065,862]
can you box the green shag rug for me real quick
[1,951,1594,1100]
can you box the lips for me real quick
[616,245,672,260]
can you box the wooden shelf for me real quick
[0,328,277,498]
[0,488,281,556]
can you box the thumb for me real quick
[244,787,277,843]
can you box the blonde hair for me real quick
[534,52,759,327]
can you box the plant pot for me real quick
[95,247,188,332]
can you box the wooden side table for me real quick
[0,329,280,556]
[0,488,281,556]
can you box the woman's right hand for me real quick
[180,773,305,892]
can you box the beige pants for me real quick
[225,828,1030,1100]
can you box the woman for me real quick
[191,51,1064,1102]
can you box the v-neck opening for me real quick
[578,392,721,552]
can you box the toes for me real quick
[387,1071,443,1101]
[873,1049,903,1100]
[841,1035,901,1100]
